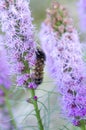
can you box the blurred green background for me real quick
[30,0,78,28]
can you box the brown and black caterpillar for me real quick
[34,48,46,85]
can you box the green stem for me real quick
[30,89,44,130]
[0,86,17,129]
[5,94,17,129]
[80,120,86,130]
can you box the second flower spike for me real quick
[39,1,86,127]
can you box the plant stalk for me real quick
[80,120,86,130]
[5,94,17,129]
[30,89,44,130]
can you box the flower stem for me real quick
[80,120,86,130]
[5,94,17,129]
[30,89,44,130]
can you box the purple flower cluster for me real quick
[0,36,11,105]
[0,0,37,88]
[39,1,86,125]
[0,46,11,89]
[78,0,86,32]
[0,35,14,129]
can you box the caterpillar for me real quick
[34,48,46,85]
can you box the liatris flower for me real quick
[78,0,86,32]
[0,0,38,88]
[0,1,44,130]
[0,34,11,90]
[0,36,13,130]
[39,1,86,126]
[0,44,11,105]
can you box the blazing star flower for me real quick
[0,0,37,88]
[0,36,12,129]
[0,36,11,89]
[0,36,11,108]
[39,1,86,126]
[78,0,86,32]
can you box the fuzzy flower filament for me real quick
[39,1,86,126]
[0,0,37,88]
[0,1,44,130]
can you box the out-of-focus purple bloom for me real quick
[0,37,12,129]
[0,36,11,89]
[0,46,15,130]
[78,0,86,32]
[0,48,11,89]
[0,0,37,88]
[39,1,86,125]
[0,36,11,111]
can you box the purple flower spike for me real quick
[0,0,37,89]
[39,1,86,125]
[0,37,11,106]
[0,36,11,89]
